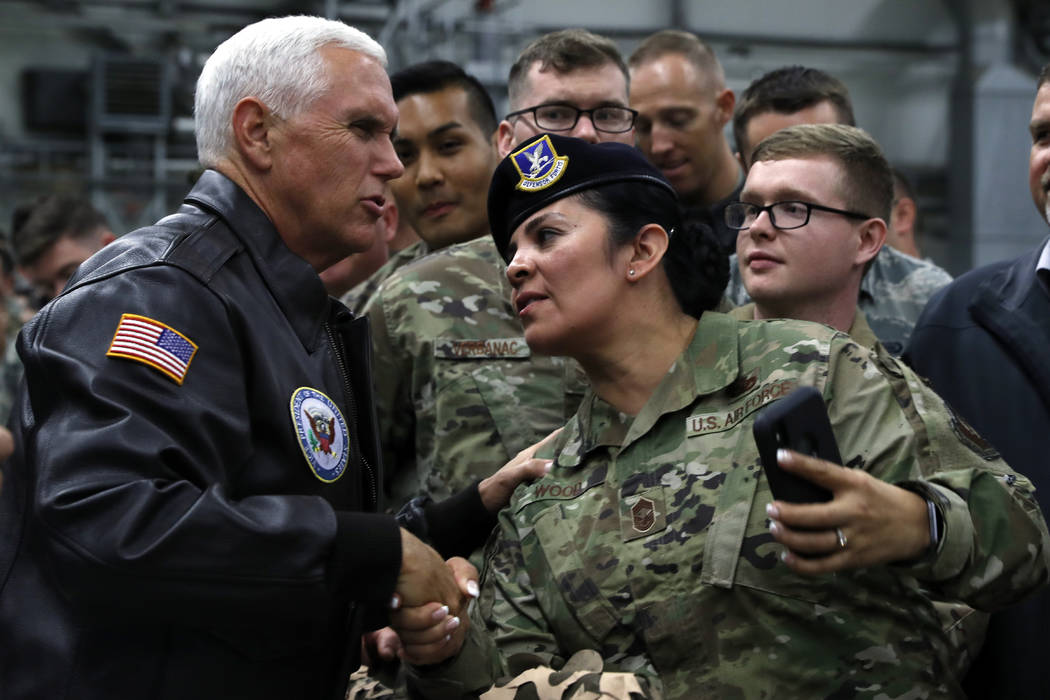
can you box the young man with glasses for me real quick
[726,123,889,347]
[628,30,744,252]
[726,121,989,688]
[497,29,635,157]
[724,65,953,355]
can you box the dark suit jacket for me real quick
[907,238,1050,699]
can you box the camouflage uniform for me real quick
[363,235,586,509]
[410,311,1049,699]
[341,240,430,317]
[0,340,23,425]
[728,302,880,351]
[725,246,953,355]
[728,303,989,678]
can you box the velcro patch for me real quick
[434,337,530,359]
[945,402,1000,461]
[106,313,198,385]
[620,487,667,541]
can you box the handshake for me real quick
[365,429,562,668]
[364,528,478,668]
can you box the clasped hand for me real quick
[388,530,479,665]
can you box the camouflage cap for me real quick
[487,132,675,261]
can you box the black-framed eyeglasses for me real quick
[504,103,638,134]
[724,200,873,230]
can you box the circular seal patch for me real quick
[290,387,350,483]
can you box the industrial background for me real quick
[1,0,1049,274]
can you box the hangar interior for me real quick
[1,0,1049,273]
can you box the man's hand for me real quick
[478,428,561,512]
[765,449,930,574]
[396,528,463,609]
[390,556,479,666]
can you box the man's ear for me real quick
[855,217,887,267]
[714,88,735,127]
[496,120,517,159]
[626,224,671,281]
[231,96,275,171]
[891,196,917,237]
[734,149,749,173]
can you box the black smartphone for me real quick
[752,385,841,503]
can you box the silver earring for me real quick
[628,268,636,276]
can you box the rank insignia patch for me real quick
[290,387,349,483]
[620,487,667,542]
[632,496,656,533]
[512,134,568,192]
[106,313,198,385]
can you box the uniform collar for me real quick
[729,302,881,353]
[556,311,739,468]
[185,170,331,351]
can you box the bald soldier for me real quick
[629,30,744,253]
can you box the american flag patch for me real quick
[106,313,198,385]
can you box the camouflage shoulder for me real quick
[864,246,953,293]
[347,240,430,315]
[373,238,510,311]
[442,236,505,265]
[733,314,843,350]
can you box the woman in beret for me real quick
[397,132,1049,699]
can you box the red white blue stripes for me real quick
[106,313,198,385]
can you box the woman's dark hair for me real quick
[575,182,728,318]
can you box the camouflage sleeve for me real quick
[362,283,416,508]
[478,650,649,699]
[406,508,660,698]
[825,338,1050,610]
[406,507,557,698]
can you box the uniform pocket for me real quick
[530,497,623,649]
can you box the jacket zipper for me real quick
[324,319,377,509]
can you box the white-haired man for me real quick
[0,16,473,699]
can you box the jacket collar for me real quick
[969,236,1050,410]
[185,170,331,351]
[557,312,739,468]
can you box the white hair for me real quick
[194,15,387,167]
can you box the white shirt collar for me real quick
[1038,239,1050,274]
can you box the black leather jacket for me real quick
[0,171,402,700]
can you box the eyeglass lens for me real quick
[725,202,810,229]
[533,105,634,133]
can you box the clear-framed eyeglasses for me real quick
[724,200,872,230]
[504,103,638,134]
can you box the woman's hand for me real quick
[388,556,479,666]
[765,449,931,574]
[478,428,561,513]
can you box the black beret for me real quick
[487,133,676,262]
